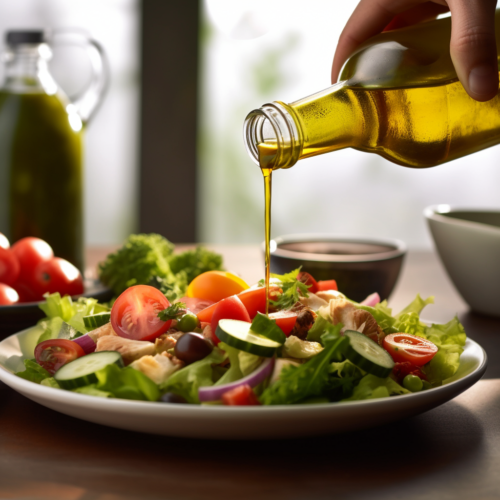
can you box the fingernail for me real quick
[469,65,498,98]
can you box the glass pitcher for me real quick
[0,30,108,272]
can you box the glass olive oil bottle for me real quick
[244,11,500,170]
[0,30,107,271]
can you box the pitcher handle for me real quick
[50,29,110,124]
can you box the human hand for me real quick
[331,0,499,102]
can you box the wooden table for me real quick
[1,247,500,499]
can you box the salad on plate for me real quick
[14,258,467,406]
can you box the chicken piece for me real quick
[282,336,323,359]
[129,354,179,385]
[316,290,345,302]
[290,307,316,340]
[159,350,186,368]
[299,293,328,311]
[87,322,117,343]
[95,336,155,365]
[329,298,386,345]
[154,331,183,354]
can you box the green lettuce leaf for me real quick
[326,359,365,401]
[342,374,410,401]
[15,359,51,384]
[420,316,466,383]
[214,343,244,386]
[160,348,227,404]
[260,336,348,405]
[95,364,160,401]
[40,377,61,389]
[73,384,113,398]
[395,294,434,320]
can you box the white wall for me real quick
[199,0,500,249]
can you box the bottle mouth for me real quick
[6,30,45,46]
[243,102,301,170]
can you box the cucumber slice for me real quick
[341,330,394,378]
[216,319,281,357]
[83,312,111,330]
[54,351,123,389]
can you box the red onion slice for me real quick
[72,333,96,354]
[360,292,381,307]
[198,357,275,402]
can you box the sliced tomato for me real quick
[317,279,338,291]
[297,272,319,294]
[111,285,172,341]
[0,283,19,305]
[177,297,215,315]
[222,384,261,406]
[268,310,297,336]
[210,296,251,345]
[34,339,85,375]
[383,333,438,366]
[0,247,20,286]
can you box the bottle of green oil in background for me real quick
[0,30,108,271]
[244,11,500,170]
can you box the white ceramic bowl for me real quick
[424,205,500,317]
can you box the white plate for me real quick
[0,327,487,439]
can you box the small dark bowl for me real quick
[268,234,407,302]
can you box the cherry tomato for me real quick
[317,279,338,291]
[34,339,85,375]
[268,310,298,336]
[177,297,215,315]
[297,272,319,294]
[383,333,438,366]
[11,280,43,303]
[187,271,249,302]
[32,257,84,296]
[0,233,9,249]
[11,237,54,285]
[0,283,20,305]
[210,296,251,345]
[111,285,172,341]
[0,247,20,286]
[222,385,261,406]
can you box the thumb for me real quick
[449,0,499,102]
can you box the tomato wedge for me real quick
[222,385,261,406]
[383,333,438,366]
[210,296,251,345]
[111,285,172,341]
[197,285,280,322]
[177,297,215,315]
[268,310,297,336]
[297,272,319,294]
[35,339,85,375]
[317,279,338,291]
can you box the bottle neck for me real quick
[2,43,57,94]
[244,102,303,170]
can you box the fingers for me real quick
[331,0,424,83]
[448,0,498,101]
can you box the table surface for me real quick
[1,246,500,500]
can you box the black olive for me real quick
[160,392,188,404]
[174,332,213,364]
